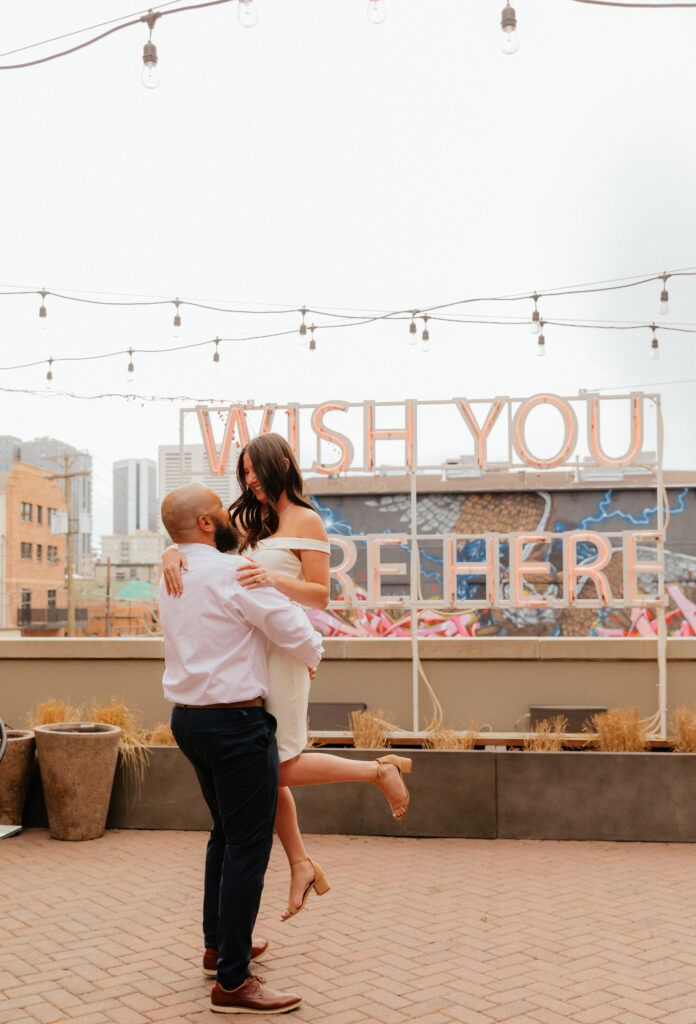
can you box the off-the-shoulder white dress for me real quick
[252,536,331,762]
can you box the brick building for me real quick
[0,463,67,633]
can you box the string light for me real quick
[537,322,546,357]
[297,306,308,345]
[212,337,221,366]
[46,358,53,382]
[500,4,519,54]
[127,348,135,380]
[238,0,258,28]
[421,315,430,352]
[38,290,48,319]
[659,276,669,316]
[308,324,317,361]
[173,298,182,330]
[141,12,160,90]
[367,0,387,24]
[409,311,418,344]
[0,0,694,77]
[530,293,540,334]
[651,325,659,360]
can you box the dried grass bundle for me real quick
[670,706,696,753]
[142,723,177,746]
[424,721,479,750]
[350,708,392,749]
[523,715,567,752]
[585,706,650,752]
[28,698,83,725]
[85,698,149,787]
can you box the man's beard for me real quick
[213,520,239,553]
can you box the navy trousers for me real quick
[170,706,279,990]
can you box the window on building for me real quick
[20,542,32,560]
[47,545,59,563]
[36,544,43,561]
[47,508,56,527]
[21,590,31,609]
[47,590,56,609]
[21,502,32,523]
[37,505,43,524]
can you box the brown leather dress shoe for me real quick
[210,976,302,1014]
[203,937,269,977]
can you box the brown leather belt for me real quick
[174,698,264,709]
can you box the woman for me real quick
[163,432,411,920]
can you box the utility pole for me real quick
[105,557,112,637]
[48,455,90,637]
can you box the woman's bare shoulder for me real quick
[285,504,328,541]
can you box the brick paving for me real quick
[2,830,696,1023]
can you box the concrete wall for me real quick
[1,637,695,733]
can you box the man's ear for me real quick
[198,514,215,534]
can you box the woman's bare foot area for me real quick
[374,761,409,819]
[280,858,316,920]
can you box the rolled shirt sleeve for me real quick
[230,582,323,669]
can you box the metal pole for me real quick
[105,556,112,637]
[409,469,419,733]
[655,396,667,737]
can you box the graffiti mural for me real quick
[305,487,696,639]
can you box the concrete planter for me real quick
[23,743,696,843]
[0,730,35,825]
[34,722,121,841]
[108,746,211,830]
[497,750,696,842]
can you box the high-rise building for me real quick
[8,438,92,577]
[0,436,21,473]
[113,458,158,534]
[158,444,239,515]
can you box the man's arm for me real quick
[229,581,323,669]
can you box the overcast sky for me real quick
[2,0,695,540]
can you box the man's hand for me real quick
[309,666,317,680]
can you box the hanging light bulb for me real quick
[421,315,430,353]
[309,325,317,361]
[38,289,48,321]
[651,326,659,360]
[238,0,258,28]
[530,294,540,334]
[127,348,135,381]
[141,40,160,89]
[409,311,418,344]
[212,338,221,367]
[500,4,519,54]
[173,299,182,335]
[537,321,546,357]
[46,358,53,382]
[297,306,308,346]
[659,276,669,316]
[367,0,387,24]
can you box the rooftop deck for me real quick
[2,829,695,1023]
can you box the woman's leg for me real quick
[273,754,408,919]
[279,751,408,806]
[274,785,317,919]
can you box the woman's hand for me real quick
[237,559,277,590]
[162,548,189,597]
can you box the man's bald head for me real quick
[161,485,228,543]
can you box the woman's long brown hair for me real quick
[229,433,313,551]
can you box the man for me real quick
[159,484,323,1015]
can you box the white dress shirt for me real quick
[159,542,323,706]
